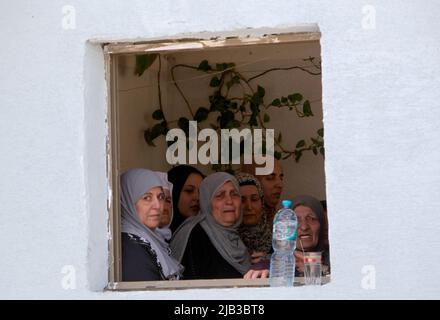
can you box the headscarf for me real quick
[155,171,173,241]
[235,172,272,253]
[170,172,251,275]
[292,195,327,252]
[167,165,205,233]
[120,168,184,279]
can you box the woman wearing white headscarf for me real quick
[120,168,184,281]
[170,172,269,280]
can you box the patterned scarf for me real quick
[235,172,273,253]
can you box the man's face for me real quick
[258,160,284,209]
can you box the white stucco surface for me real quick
[1,0,440,299]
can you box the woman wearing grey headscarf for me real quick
[120,168,184,281]
[292,195,330,276]
[235,172,272,266]
[170,172,269,280]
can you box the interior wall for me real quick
[117,41,326,200]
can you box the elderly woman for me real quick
[170,172,269,280]
[235,172,272,266]
[292,195,330,276]
[167,165,205,233]
[155,171,174,242]
[120,168,184,281]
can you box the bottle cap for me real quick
[281,200,292,208]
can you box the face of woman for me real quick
[259,160,284,209]
[178,173,203,218]
[159,189,172,227]
[295,205,321,251]
[240,185,263,226]
[211,181,241,227]
[135,187,165,230]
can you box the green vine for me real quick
[137,54,324,172]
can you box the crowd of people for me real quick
[120,160,330,281]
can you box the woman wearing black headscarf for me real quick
[167,165,205,233]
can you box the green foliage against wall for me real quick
[137,54,324,172]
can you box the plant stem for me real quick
[157,55,163,113]
[248,65,321,82]
[171,64,199,118]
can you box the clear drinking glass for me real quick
[303,252,322,286]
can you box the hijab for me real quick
[235,172,272,253]
[155,171,174,241]
[167,165,204,233]
[170,172,251,275]
[292,195,327,252]
[120,168,184,279]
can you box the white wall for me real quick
[1,0,440,299]
[117,41,326,200]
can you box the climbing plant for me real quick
[136,54,324,172]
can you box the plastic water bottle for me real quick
[269,199,298,287]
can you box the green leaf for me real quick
[194,107,210,122]
[135,54,158,76]
[319,147,325,157]
[209,76,221,87]
[296,140,306,148]
[151,123,166,138]
[317,128,324,137]
[197,60,212,71]
[277,132,282,143]
[303,100,314,116]
[219,110,235,128]
[216,63,231,71]
[152,109,164,120]
[311,137,322,146]
[312,147,318,155]
[229,120,241,128]
[288,93,303,103]
[274,151,282,160]
[257,85,265,98]
[281,96,288,104]
[248,114,258,127]
[177,117,190,135]
[144,129,156,146]
[271,98,281,107]
[263,113,270,123]
[294,150,303,162]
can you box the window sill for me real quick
[106,275,331,291]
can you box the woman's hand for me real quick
[243,269,269,279]
[294,250,305,274]
[250,251,266,264]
